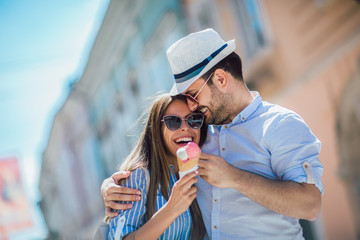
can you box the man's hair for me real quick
[202,52,243,84]
[120,93,206,239]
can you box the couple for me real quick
[101,29,323,239]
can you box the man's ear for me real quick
[213,68,229,91]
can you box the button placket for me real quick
[219,125,228,158]
[211,187,220,239]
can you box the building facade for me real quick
[39,0,360,239]
[39,0,188,239]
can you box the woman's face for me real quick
[162,99,201,158]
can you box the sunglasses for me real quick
[181,72,214,106]
[161,113,204,131]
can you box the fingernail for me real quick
[137,191,141,195]
[195,170,199,174]
[136,196,141,200]
[128,204,133,208]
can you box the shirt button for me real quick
[224,125,228,129]
[214,199,218,203]
[222,147,225,151]
[214,225,218,229]
[241,117,245,121]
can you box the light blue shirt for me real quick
[108,167,192,240]
[197,91,323,240]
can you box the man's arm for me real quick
[197,153,321,221]
[101,171,141,217]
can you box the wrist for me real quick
[228,167,246,190]
[161,202,180,220]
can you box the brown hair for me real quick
[202,51,244,85]
[120,93,206,239]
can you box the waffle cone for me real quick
[177,156,199,172]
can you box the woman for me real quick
[107,94,207,240]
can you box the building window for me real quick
[233,0,268,60]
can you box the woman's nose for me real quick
[180,119,190,131]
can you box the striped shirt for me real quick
[108,167,192,240]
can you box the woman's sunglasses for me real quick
[161,113,204,131]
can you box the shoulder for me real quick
[261,101,297,118]
[260,101,305,128]
[130,167,149,177]
[261,103,320,146]
[259,102,318,141]
[122,167,150,191]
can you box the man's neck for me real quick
[229,82,254,121]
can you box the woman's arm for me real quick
[124,171,198,240]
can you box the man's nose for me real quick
[187,99,198,112]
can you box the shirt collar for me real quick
[232,91,262,124]
[209,91,262,131]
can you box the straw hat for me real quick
[167,28,236,95]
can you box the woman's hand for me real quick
[165,171,198,217]
[121,171,199,240]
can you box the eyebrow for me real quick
[184,89,197,95]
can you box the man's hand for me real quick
[101,171,142,217]
[198,153,321,220]
[197,152,237,188]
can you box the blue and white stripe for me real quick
[174,43,228,83]
[108,167,192,240]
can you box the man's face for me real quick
[183,75,233,125]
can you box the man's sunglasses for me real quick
[161,113,204,131]
[181,72,214,106]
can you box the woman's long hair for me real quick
[120,93,207,239]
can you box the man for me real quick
[101,29,323,239]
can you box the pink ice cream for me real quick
[177,142,201,176]
[185,142,201,159]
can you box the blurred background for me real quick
[1,0,360,239]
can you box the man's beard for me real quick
[206,87,233,125]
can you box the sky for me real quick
[0,0,109,238]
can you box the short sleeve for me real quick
[269,113,324,194]
[108,168,149,240]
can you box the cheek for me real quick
[162,127,175,154]
[194,129,201,144]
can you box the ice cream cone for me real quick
[176,142,201,178]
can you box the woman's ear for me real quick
[213,68,229,91]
